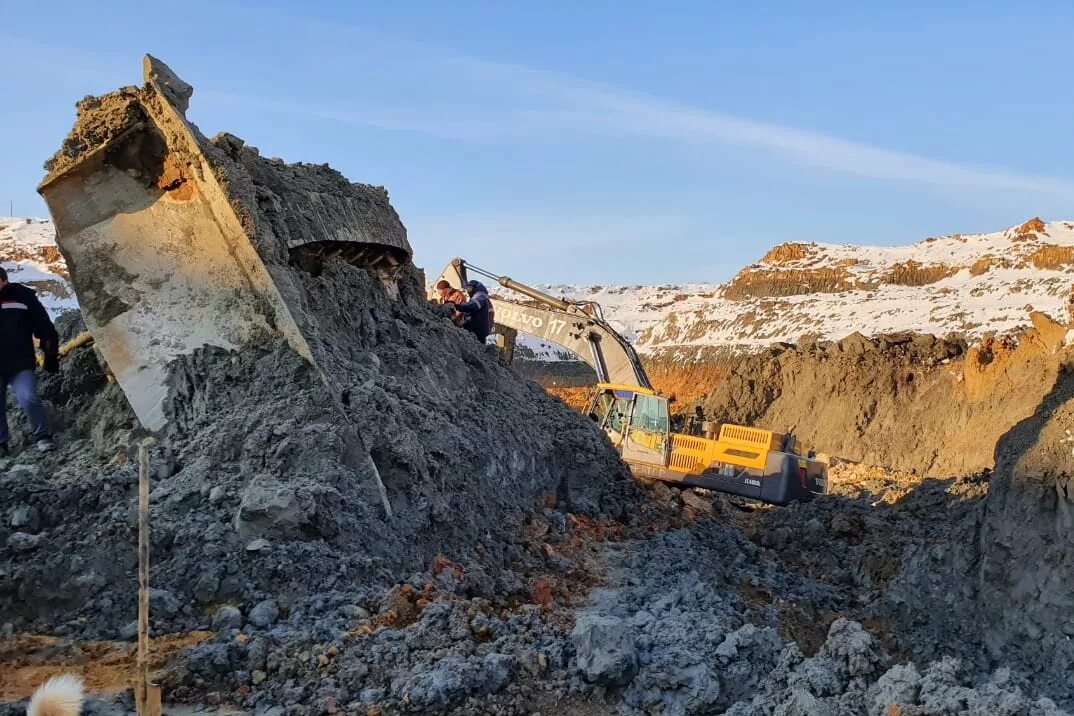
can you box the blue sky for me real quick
[3,1,1072,283]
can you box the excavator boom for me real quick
[435,258,651,388]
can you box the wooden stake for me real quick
[136,438,162,716]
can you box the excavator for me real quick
[435,258,828,505]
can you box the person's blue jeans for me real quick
[0,369,50,444]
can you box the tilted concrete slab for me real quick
[39,56,411,432]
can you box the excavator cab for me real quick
[587,387,632,436]
[586,384,671,467]
[622,392,671,467]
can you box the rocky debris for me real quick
[149,588,182,618]
[158,512,590,715]
[544,481,1072,716]
[6,531,42,553]
[724,625,1067,716]
[8,505,40,533]
[248,599,279,628]
[571,615,637,686]
[234,479,318,540]
[4,451,1073,714]
[211,606,242,632]
[565,515,834,715]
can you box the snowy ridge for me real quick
[0,217,76,318]
[9,216,1074,361]
[516,218,1074,361]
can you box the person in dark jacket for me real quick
[0,267,58,455]
[453,280,492,343]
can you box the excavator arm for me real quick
[434,258,652,389]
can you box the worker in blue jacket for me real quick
[453,280,492,343]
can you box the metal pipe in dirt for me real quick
[136,438,162,716]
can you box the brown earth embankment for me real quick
[701,312,1069,476]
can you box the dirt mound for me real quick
[701,313,1068,475]
[682,316,1074,707]
[1,274,634,642]
[1,62,637,654]
[885,356,1074,700]
[726,401,1074,711]
[722,266,858,300]
[1014,216,1047,238]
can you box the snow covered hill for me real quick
[0,217,76,318]
[516,217,1074,362]
[7,216,1074,362]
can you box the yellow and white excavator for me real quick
[435,258,828,505]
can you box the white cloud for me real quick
[12,27,1071,202]
[569,89,1074,197]
[201,46,1074,202]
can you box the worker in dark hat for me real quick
[453,280,492,343]
[0,266,58,455]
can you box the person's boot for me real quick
[35,437,56,453]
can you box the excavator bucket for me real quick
[38,56,411,431]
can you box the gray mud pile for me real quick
[551,485,1070,716]
[701,313,1068,475]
